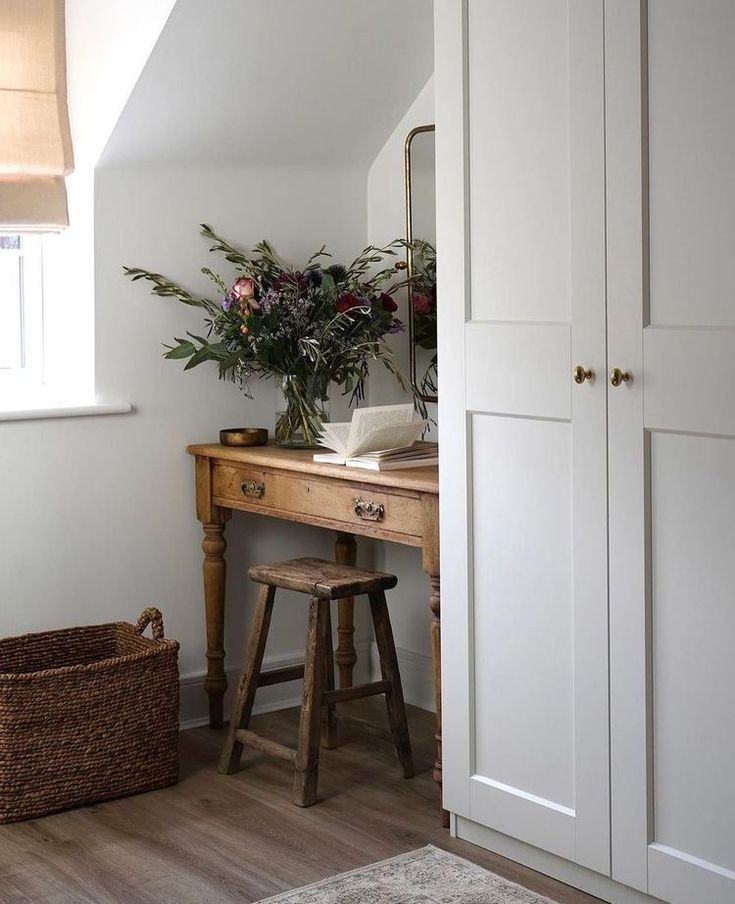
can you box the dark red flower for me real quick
[379,292,398,312]
[412,292,432,315]
[336,293,363,314]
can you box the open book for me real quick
[314,404,430,466]
[343,441,438,471]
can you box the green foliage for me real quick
[124,226,416,411]
[122,266,219,316]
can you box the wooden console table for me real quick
[187,443,444,819]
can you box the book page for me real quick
[349,421,426,457]
[346,404,418,457]
[345,453,438,471]
[313,452,346,464]
[316,422,351,456]
[357,442,438,461]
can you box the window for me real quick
[0,233,44,393]
[0,2,128,418]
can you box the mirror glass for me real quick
[405,125,437,403]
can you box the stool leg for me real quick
[368,591,414,779]
[293,597,327,806]
[219,584,276,775]
[321,601,339,749]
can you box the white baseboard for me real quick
[455,816,661,904]
[370,641,436,713]
[180,641,373,730]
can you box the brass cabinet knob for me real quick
[610,367,632,387]
[573,365,594,384]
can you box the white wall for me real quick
[40,0,178,402]
[101,0,434,169]
[0,163,374,725]
[0,4,436,723]
[366,76,437,710]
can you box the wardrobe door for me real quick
[437,0,610,872]
[607,2,735,901]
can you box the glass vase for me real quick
[275,373,330,448]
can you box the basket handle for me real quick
[135,607,165,641]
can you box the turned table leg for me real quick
[334,532,357,688]
[428,572,448,827]
[202,520,228,728]
[421,493,446,825]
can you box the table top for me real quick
[187,442,439,495]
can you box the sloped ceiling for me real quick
[67,0,177,169]
[101,0,434,167]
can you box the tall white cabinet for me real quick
[437,3,735,903]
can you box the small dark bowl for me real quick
[219,427,269,447]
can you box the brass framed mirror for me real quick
[404,123,437,404]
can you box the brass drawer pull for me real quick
[241,479,265,499]
[353,498,385,522]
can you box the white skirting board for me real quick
[179,641,435,729]
[453,817,665,904]
[370,642,436,713]
[179,642,373,730]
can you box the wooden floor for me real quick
[0,701,603,903]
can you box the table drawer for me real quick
[212,464,423,537]
[213,465,272,507]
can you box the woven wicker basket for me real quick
[0,607,179,824]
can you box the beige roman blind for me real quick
[0,0,74,229]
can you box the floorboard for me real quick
[0,701,603,903]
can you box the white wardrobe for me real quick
[436,2,735,903]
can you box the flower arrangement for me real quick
[409,239,437,398]
[124,225,410,446]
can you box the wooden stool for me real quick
[218,557,414,806]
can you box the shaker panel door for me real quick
[438,0,610,873]
[607,2,735,900]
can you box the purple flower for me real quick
[387,318,405,334]
[274,271,310,292]
[222,291,237,311]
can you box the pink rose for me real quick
[232,277,260,311]
[412,292,432,315]
[232,277,256,299]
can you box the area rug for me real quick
[257,844,554,903]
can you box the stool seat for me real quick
[248,557,398,599]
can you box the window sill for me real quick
[0,400,133,423]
